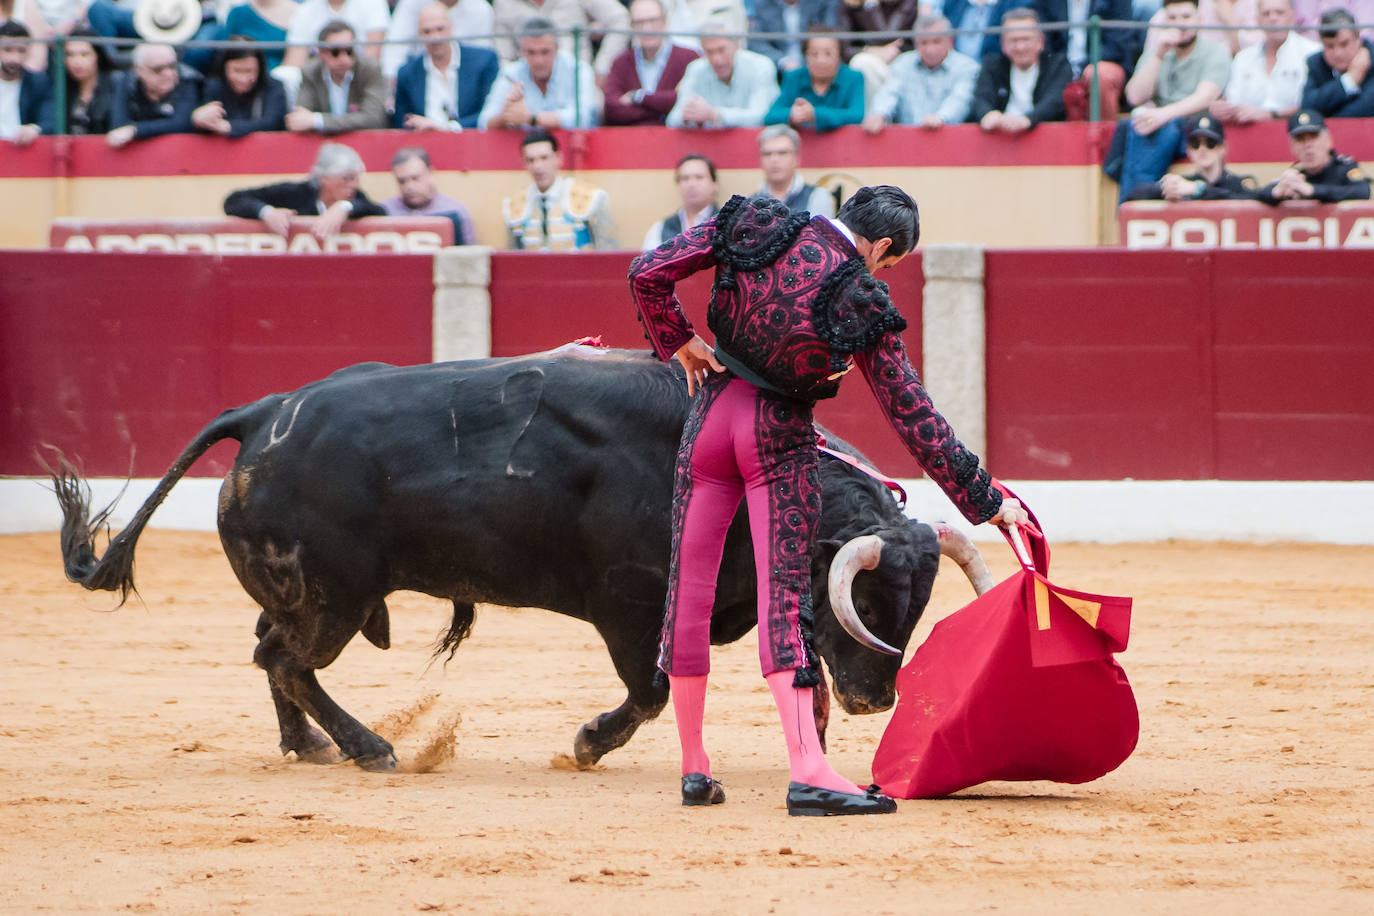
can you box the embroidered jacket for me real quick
[628,194,1004,524]
[503,175,618,251]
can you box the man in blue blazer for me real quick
[393,1,500,130]
[1300,7,1374,120]
[0,21,54,145]
[749,0,838,73]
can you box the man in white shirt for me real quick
[666,22,779,127]
[478,16,602,128]
[862,15,980,132]
[969,7,1073,132]
[382,0,495,81]
[1211,0,1317,123]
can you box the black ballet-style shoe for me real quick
[681,772,726,806]
[785,782,898,817]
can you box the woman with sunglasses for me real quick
[193,39,287,136]
[62,27,116,135]
[1122,113,1259,200]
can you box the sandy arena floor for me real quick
[1,530,1372,914]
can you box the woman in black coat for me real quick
[63,28,117,135]
[192,40,286,137]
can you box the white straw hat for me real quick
[133,0,203,46]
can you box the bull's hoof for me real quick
[354,752,398,772]
[295,744,345,765]
[572,723,604,768]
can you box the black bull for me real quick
[50,346,985,771]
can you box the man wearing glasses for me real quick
[286,21,389,134]
[107,43,199,148]
[1122,114,1258,200]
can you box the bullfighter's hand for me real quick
[674,335,725,397]
[988,497,1031,530]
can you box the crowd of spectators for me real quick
[3,0,1372,221]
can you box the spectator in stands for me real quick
[218,0,299,72]
[282,0,390,69]
[393,1,500,130]
[749,0,837,74]
[764,28,865,131]
[753,123,835,216]
[1211,0,1316,122]
[1123,113,1259,198]
[224,141,386,239]
[1108,0,1231,202]
[0,0,52,72]
[603,0,699,125]
[971,7,1072,131]
[642,152,718,249]
[492,0,630,79]
[193,41,287,135]
[478,16,602,128]
[1300,7,1374,117]
[1140,0,1260,57]
[62,28,117,135]
[1036,0,1137,122]
[502,127,619,249]
[1256,108,1371,202]
[667,20,780,126]
[383,146,476,245]
[108,41,200,147]
[861,13,980,132]
[841,0,921,107]
[0,20,50,144]
[941,0,1019,63]
[285,21,390,134]
[383,0,494,81]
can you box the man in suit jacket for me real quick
[0,21,53,146]
[971,7,1072,131]
[393,1,500,130]
[1300,7,1374,119]
[224,142,387,240]
[603,0,699,125]
[285,22,389,135]
[749,0,837,72]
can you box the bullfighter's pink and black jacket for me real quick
[629,194,1005,525]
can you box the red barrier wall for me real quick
[984,249,1374,480]
[4,248,1369,482]
[0,251,434,478]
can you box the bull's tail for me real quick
[42,404,263,606]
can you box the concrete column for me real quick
[432,246,493,362]
[921,244,987,461]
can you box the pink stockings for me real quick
[667,673,861,795]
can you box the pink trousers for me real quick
[657,376,822,682]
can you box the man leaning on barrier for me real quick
[223,141,387,240]
[1255,108,1372,204]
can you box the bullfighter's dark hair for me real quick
[676,152,717,182]
[522,127,559,152]
[837,185,920,257]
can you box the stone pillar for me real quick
[432,245,493,362]
[921,244,987,460]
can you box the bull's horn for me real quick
[827,535,902,656]
[932,522,995,596]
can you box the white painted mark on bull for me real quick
[450,409,459,457]
[264,396,306,452]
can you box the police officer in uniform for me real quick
[1123,114,1259,201]
[1257,109,1372,205]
